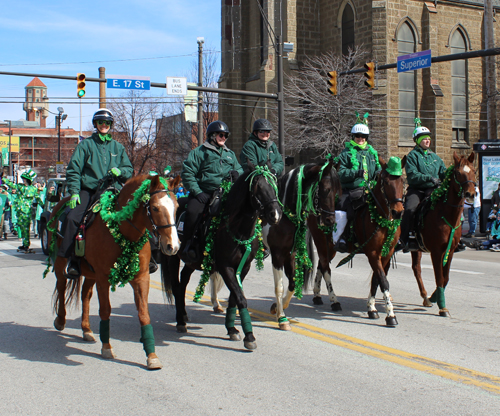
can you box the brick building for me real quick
[219,0,500,166]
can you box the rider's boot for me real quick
[64,256,81,279]
[149,257,158,274]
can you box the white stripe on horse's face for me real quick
[158,193,179,251]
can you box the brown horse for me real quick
[410,152,476,317]
[306,156,406,326]
[48,174,181,370]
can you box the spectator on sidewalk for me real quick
[491,183,500,209]
[474,211,500,251]
[464,185,480,238]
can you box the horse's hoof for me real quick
[385,316,398,326]
[331,302,342,312]
[423,298,433,307]
[183,314,189,323]
[244,340,257,350]
[101,347,116,359]
[176,325,187,333]
[229,333,241,341]
[213,306,224,314]
[83,331,96,342]
[279,321,291,331]
[312,296,323,305]
[147,356,163,370]
[439,309,451,317]
[270,302,277,315]
[54,317,65,331]
[368,311,380,320]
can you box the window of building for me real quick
[341,4,355,56]
[397,22,416,144]
[450,30,468,145]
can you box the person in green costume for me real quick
[59,108,134,278]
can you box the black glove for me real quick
[196,192,210,204]
[357,168,365,178]
[229,170,239,182]
[270,168,277,176]
[430,177,441,187]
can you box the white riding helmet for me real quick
[413,126,431,142]
[351,123,370,135]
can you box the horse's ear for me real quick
[468,152,475,164]
[401,155,407,170]
[150,174,160,190]
[378,156,387,170]
[453,151,460,165]
[170,174,182,191]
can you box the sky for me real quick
[0,0,221,132]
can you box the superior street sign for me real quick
[397,49,432,73]
[107,75,151,90]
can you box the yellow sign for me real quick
[0,136,20,152]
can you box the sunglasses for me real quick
[354,134,367,138]
[217,133,229,139]
[258,130,271,135]
[97,120,112,126]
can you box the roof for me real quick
[25,77,47,88]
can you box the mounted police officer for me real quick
[60,108,134,278]
[398,118,446,251]
[240,118,284,176]
[181,120,243,263]
[335,113,381,251]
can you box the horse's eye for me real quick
[152,206,159,212]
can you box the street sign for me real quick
[107,75,151,90]
[166,77,187,95]
[397,49,431,73]
[56,161,65,174]
[0,136,20,152]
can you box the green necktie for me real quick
[362,155,368,181]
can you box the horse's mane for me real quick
[224,170,254,222]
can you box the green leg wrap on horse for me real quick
[225,307,237,329]
[429,287,446,309]
[140,324,155,355]
[99,319,110,344]
[239,308,253,334]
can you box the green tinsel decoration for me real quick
[345,141,381,188]
[43,202,70,279]
[429,166,454,210]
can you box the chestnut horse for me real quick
[160,165,282,350]
[47,174,180,370]
[263,159,340,330]
[306,156,405,326]
[410,152,476,317]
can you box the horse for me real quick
[160,165,282,350]
[47,174,181,370]
[410,151,476,317]
[263,159,340,330]
[306,156,406,326]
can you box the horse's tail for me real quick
[160,252,174,304]
[52,277,82,314]
[303,228,316,291]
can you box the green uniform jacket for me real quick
[338,142,381,190]
[240,134,284,175]
[181,140,243,196]
[66,133,134,195]
[405,146,446,190]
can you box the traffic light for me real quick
[77,73,86,98]
[364,62,375,89]
[327,71,337,95]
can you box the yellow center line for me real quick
[149,280,500,394]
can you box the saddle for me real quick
[411,195,433,252]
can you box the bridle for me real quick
[313,176,336,217]
[144,189,176,239]
[369,171,404,220]
[247,168,281,217]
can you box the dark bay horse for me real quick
[263,159,340,330]
[48,174,181,370]
[410,152,476,317]
[160,165,282,350]
[306,156,406,326]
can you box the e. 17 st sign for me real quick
[397,49,431,73]
[107,75,151,90]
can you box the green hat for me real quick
[163,165,172,175]
[386,156,402,176]
[21,169,37,183]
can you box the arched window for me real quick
[450,29,468,144]
[342,4,355,56]
[397,22,416,141]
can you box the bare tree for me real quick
[284,47,384,157]
[108,90,166,174]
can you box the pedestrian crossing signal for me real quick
[327,71,337,95]
[77,73,86,98]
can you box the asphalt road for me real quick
[1,233,499,415]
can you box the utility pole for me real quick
[197,37,204,146]
[277,35,285,158]
[484,0,497,140]
[99,67,106,109]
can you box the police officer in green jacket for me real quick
[240,118,284,176]
[59,108,134,278]
[399,119,446,250]
[181,120,243,263]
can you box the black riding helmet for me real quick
[206,121,230,140]
[92,108,114,128]
[252,118,273,132]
